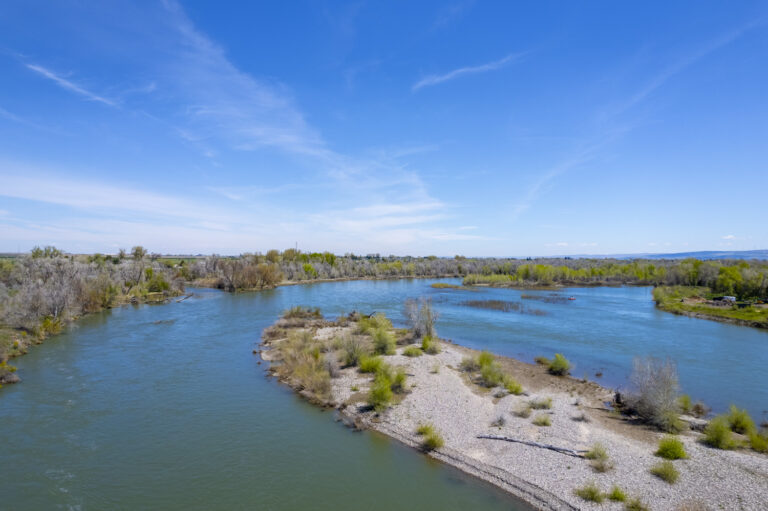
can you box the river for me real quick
[2,278,766,509]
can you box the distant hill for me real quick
[572,250,768,261]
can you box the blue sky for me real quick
[0,1,766,256]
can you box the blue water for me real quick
[2,278,767,510]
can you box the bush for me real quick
[547,353,571,375]
[284,306,322,319]
[479,363,505,387]
[574,482,604,503]
[703,415,736,449]
[416,423,435,436]
[585,443,613,472]
[460,356,480,372]
[691,401,710,418]
[359,355,384,374]
[421,335,440,354]
[422,430,445,451]
[402,345,422,357]
[534,356,551,365]
[368,373,393,411]
[391,367,407,394]
[516,405,532,418]
[530,397,552,410]
[358,313,393,335]
[607,486,626,502]
[656,436,688,460]
[627,357,683,433]
[404,298,438,338]
[341,337,367,367]
[625,497,650,511]
[372,328,396,355]
[726,405,756,435]
[678,394,693,414]
[504,378,524,395]
[477,351,495,368]
[650,461,679,484]
[748,430,768,453]
[532,414,551,427]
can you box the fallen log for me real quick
[477,434,586,458]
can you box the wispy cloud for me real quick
[412,52,525,91]
[25,63,117,106]
[722,234,736,240]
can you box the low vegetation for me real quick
[532,414,551,427]
[624,356,684,433]
[703,416,737,449]
[608,485,627,502]
[530,397,552,410]
[585,443,613,472]
[416,423,444,451]
[459,350,524,395]
[402,345,422,357]
[574,482,604,503]
[655,436,688,460]
[546,353,571,376]
[625,497,650,511]
[650,460,680,484]
[421,335,440,354]
[726,405,756,435]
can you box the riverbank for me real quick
[653,286,768,330]
[260,313,768,511]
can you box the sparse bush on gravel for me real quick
[650,460,679,484]
[703,415,736,449]
[574,482,604,503]
[372,327,396,355]
[547,353,571,375]
[627,356,684,433]
[416,423,444,451]
[532,414,551,427]
[656,436,688,460]
[608,485,626,502]
[625,497,650,511]
[530,397,552,410]
[359,355,384,374]
[726,405,756,435]
[341,336,367,366]
[402,345,422,357]
[585,443,613,472]
[421,335,440,354]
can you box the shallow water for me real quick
[3,278,767,509]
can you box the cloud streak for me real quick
[412,52,525,91]
[25,63,117,106]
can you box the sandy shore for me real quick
[261,322,768,511]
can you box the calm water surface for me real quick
[3,279,767,510]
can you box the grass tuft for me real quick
[359,355,384,374]
[625,497,650,511]
[402,345,423,357]
[574,482,604,503]
[607,485,627,502]
[585,443,613,472]
[656,436,688,460]
[650,460,679,484]
[726,405,756,435]
[547,353,571,375]
[703,415,736,449]
[532,414,551,427]
[372,327,396,355]
[530,397,552,410]
[748,430,768,453]
[421,335,440,354]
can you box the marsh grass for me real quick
[656,436,688,460]
[650,461,679,484]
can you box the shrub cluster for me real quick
[460,350,524,394]
[655,436,688,460]
[584,443,613,472]
[416,423,444,451]
[625,357,684,433]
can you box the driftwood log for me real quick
[477,434,586,458]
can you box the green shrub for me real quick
[422,430,445,451]
[625,497,649,511]
[358,313,392,335]
[402,345,422,357]
[530,397,552,410]
[656,436,688,460]
[421,335,440,354]
[574,482,604,503]
[703,415,736,449]
[748,431,768,453]
[532,414,551,427]
[391,367,407,394]
[650,461,679,484]
[547,353,571,375]
[607,486,626,502]
[341,337,367,366]
[534,356,551,365]
[677,394,693,414]
[372,328,396,355]
[726,405,756,435]
[460,356,480,372]
[504,378,524,395]
[585,443,613,472]
[479,363,505,387]
[416,423,435,436]
[477,351,495,368]
[368,373,393,411]
[359,355,384,374]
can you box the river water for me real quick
[2,278,767,509]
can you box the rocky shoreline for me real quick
[260,313,768,511]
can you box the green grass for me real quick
[477,350,495,367]
[416,423,436,436]
[530,397,552,410]
[372,327,396,355]
[532,414,551,427]
[390,367,407,394]
[504,378,524,395]
[607,485,627,502]
[703,415,737,449]
[341,337,367,367]
[748,431,768,453]
[402,345,422,357]
[417,423,445,451]
[726,405,756,435]
[534,356,551,365]
[574,482,604,503]
[584,443,613,472]
[655,436,688,460]
[358,355,384,374]
[547,353,571,375]
[624,497,649,511]
[421,335,440,354]
[650,460,679,484]
[368,372,393,411]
